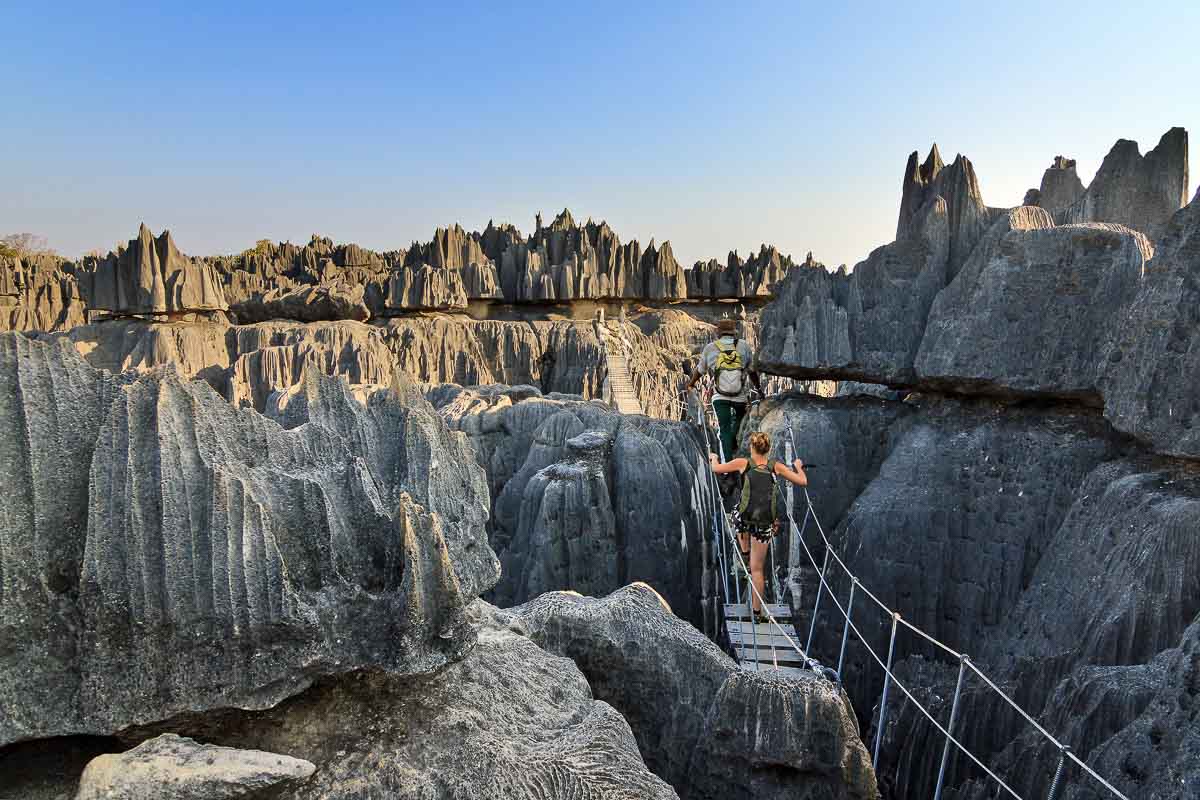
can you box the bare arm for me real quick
[709,454,747,474]
[685,348,710,391]
[774,458,808,487]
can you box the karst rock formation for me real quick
[0,125,1194,800]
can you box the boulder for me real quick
[0,334,497,746]
[74,734,315,799]
[511,585,879,800]
[145,601,679,800]
[916,212,1151,401]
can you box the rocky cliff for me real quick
[739,388,1200,800]
[429,385,716,624]
[0,333,497,746]
[761,130,1198,460]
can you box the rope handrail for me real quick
[780,416,1129,800]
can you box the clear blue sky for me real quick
[4,1,1197,268]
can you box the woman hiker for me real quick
[709,431,807,622]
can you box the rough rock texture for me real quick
[1061,127,1189,241]
[0,253,89,332]
[147,601,679,800]
[758,194,949,385]
[74,734,315,799]
[746,390,1200,800]
[0,334,497,746]
[511,585,879,800]
[385,263,469,309]
[760,134,1200,463]
[430,385,716,624]
[685,244,802,299]
[84,225,228,316]
[1072,618,1200,800]
[1098,194,1200,459]
[1035,155,1086,214]
[897,147,992,277]
[917,213,1152,401]
[230,283,370,323]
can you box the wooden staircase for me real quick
[600,324,643,416]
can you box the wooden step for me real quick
[740,662,812,678]
[728,631,802,651]
[732,645,809,665]
[723,602,791,620]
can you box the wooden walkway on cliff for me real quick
[598,321,643,416]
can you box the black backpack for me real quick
[738,459,778,524]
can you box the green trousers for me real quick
[712,399,747,462]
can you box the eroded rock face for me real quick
[84,225,228,316]
[1061,127,1189,241]
[0,334,497,746]
[1098,195,1200,459]
[510,585,879,800]
[0,253,89,332]
[74,734,315,800]
[745,390,1199,800]
[916,214,1151,401]
[145,601,679,800]
[1035,155,1086,214]
[758,194,950,385]
[430,385,715,623]
[231,283,370,324]
[759,142,1200,462]
[875,456,1200,800]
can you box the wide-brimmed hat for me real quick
[716,319,737,333]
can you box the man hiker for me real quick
[684,318,761,462]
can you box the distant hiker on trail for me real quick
[710,431,807,622]
[684,318,761,462]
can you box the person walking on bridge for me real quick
[710,432,807,622]
[685,318,761,462]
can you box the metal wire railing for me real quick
[772,414,1129,800]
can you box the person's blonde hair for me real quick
[749,431,771,455]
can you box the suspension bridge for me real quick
[600,320,1133,800]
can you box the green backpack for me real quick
[738,459,778,523]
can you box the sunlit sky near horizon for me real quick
[3,1,1197,268]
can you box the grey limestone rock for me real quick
[231,283,370,323]
[84,225,228,316]
[74,734,315,799]
[0,333,497,746]
[1061,127,1189,241]
[432,387,715,623]
[1036,155,1086,214]
[147,601,679,800]
[876,456,1200,800]
[0,253,90,333]
[1098,193,1200,459]
[385,262,469,309]
[916,211,1151,401]
[511,584,879,800]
